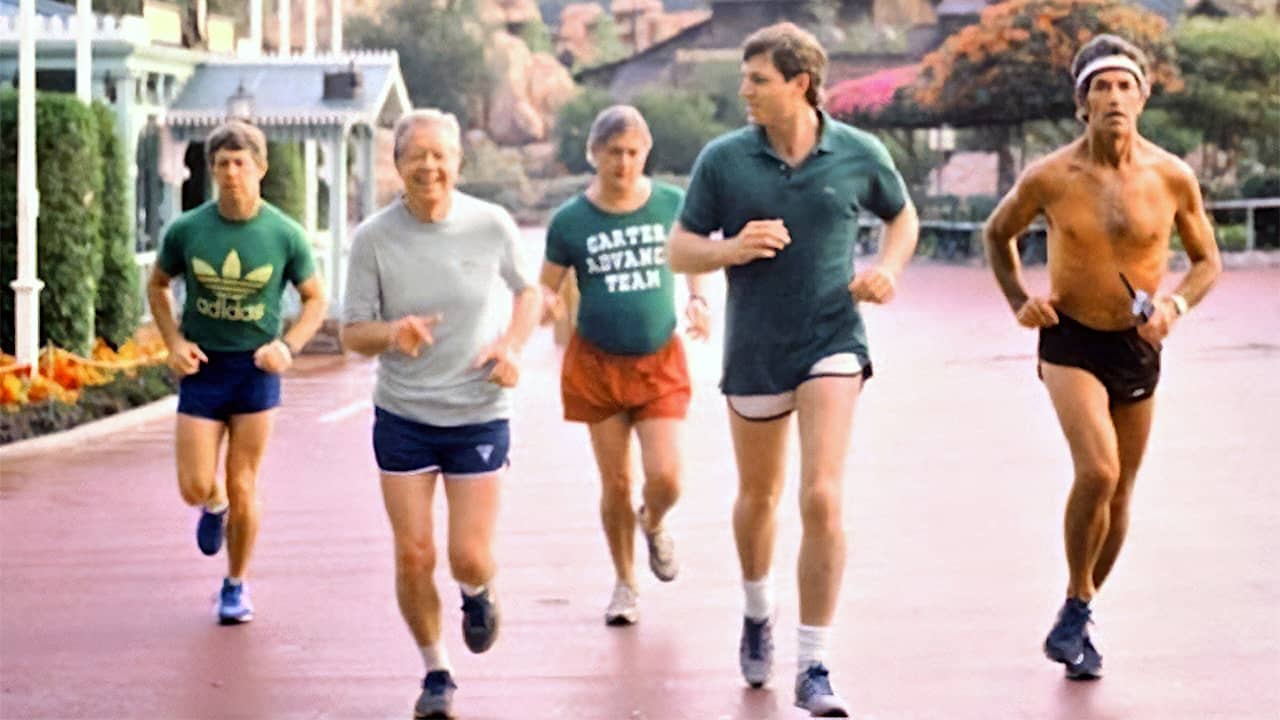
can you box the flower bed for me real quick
[1,336,175,445]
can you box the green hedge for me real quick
[0,90,103,356]
[92,102,140,349]
[262,141,305,223]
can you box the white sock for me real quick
[459,582,486,597]
[205,500,229,514]
[419,644,452,673]
[743,576,774,620]
[225,576,243,587]
[798,624,831,671]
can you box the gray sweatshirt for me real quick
[343,192,533,426]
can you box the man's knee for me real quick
[448,544,491,583]
[599,470,632,506]
[738,481,781,516]
[643,465,680,502]
[799,482,843,534]
[1075,460,1121,497]
[177,469,216,506]
[395,538,437,576]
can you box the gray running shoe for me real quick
[639,505,678,582]
[604,580,639,626]
[739,615,774,688]
[460,587,500,653]
[414,670,457,719]
[794,663,850,717]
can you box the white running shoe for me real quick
[604,581,639,626]
[639,505,678,582]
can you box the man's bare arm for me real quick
[1168,163,1222,310]
[667,220,789,274]
[282,275,327,354]
[983,169,1047,314]
[878,200,920,278]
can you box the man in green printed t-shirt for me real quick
[540,105,711,628]
[668,23,919,717]
[147,120,327,626]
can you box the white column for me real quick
[75,0,92,103]
[304,141,318,236]
[249,0,263,54]
[277,0,291,55]
[303,0,316,54]
[327,133,348,312]
[330,0,342,52]
[359,129,375,219]
[13,0,44,368]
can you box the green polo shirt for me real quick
[545,181,683,355]
[680,111,907,395]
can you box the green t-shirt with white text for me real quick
[545,181,683,356]
[157,201,315,352]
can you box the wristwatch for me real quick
[1170,293,1189,317]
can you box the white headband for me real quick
[1074,54,1147,92]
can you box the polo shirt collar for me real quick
[751,108,837,162]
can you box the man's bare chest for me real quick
[1049,174,1175,251]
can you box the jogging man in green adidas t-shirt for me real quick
[668,23,918,717]
[539,105,711,628]
[147,120,327,625]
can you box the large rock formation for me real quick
[486,31,576,145]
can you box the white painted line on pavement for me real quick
[319,400,371,424]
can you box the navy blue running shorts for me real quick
[372,407,510,477]
[177,350,281,422]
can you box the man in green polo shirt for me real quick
[668,22,919,717]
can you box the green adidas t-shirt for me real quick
[545,181,684,356]
[157,201,316,352]
[680,112,908,394]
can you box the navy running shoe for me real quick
[1066,632,1104,680]
[740,615,775,688]
[460,587,500,653]
[1044,597,1091,668]
[196,506,228,556]
[414,670,457,719]
[216,579,253,625]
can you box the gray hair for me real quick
[585,105,652,168]
[393,109,462,163]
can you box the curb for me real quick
[0,394,177,461]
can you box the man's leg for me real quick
[635,417,682,582]
[175,414,227,509]
[728,407,790,688]
[381,471,457,715]
[1040,362,1120,677]
[793,376,860,627]
[224,410,275,581]
[1093,397,1156,590]
[1041,364,1121,602]
[382,471,444,651]
[445,473,502,653]
[790,376,860,717]
[587,413,637,589]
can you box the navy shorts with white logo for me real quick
[178,350,281,422]
[372,407,510,477]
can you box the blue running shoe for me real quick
[1066,633,1104,681]
[217,579,254,625]
[196,507,228,556]
[1043,597,1091,668]
[739,615,775,688]
[460,588,500,653]
[414,670,457,719]
[794,663,850,717]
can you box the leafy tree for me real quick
[1162,17,1280,188]
[681,61,745,127]
[912,0,1179,125]
[519,20,555,55]
[553,86,615,174]
[632,90,728,175]
[346,0,491,127]
[579,14,629,70]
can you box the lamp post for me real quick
[226,79,255,120]
[12,0,43,370]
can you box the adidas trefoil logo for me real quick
[192,249,273,322]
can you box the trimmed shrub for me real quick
[553,87,615,175]
[0,364,177,445]
[92,102,140,348]
[632,90,729,175]
[0,90,102,356]
[262,141,306,223]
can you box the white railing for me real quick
[1206,198,1280,252]
[0,14,150,42]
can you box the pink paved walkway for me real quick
[2,266,1277,720]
